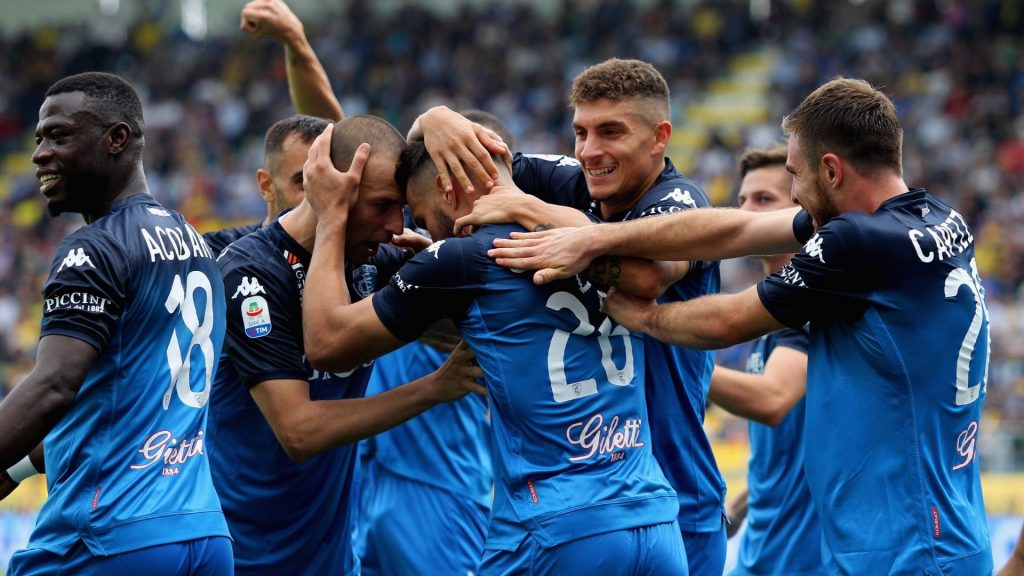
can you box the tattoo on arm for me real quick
[587,256,623,289]
[533,223,556,232]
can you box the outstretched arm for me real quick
[489,207,803,285]
[250,341,484,462]
[241,0,343,121]
[604,285,784,350]
[710,346,807,426]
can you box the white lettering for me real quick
[909,229,934,263]
[130,429,206,471]
[565,413,645,462]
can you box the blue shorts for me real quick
[480,521,687,576]
[8,536,233,576]
[359,464,488,576]
[682,522,727,576]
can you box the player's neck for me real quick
[84,167,148,224]
[848,174,910,214]
[279,202,317,252]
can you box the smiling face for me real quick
[344,151,406,264]
[572,98,669,216]
[786,134,840,228]
[33,91,113,217]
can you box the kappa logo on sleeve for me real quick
[232,276,266,299]
[57,248,96,273]
[242,296,272,338]
[426,240,446,259]
[522,154,580,167]
[804,233,826,263]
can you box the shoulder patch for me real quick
[242,296,272,338]
[522,154,580,167]
[426,240,446,259]
[57,247,96,273]
[659,187,697,207]
[804,233,826,263]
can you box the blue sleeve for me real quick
[774,326,809,355]
[793,210,814,244]
[40,229,129,351]
[220,258,307,388]
[512,152,591,210]
[757,216,872,329]
[372,236,487,342]
[370,244,414,283]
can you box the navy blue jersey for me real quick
[209,220,406,575]
[514,155,725,532]
[32,193,228,556]
[203,222,260,257]
[758,189,993,574]
[373,224,678,551]
[733,327,823,576]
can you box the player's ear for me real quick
[652,120,671,153]
[256,168,273,202]
[107,122,132,155]
[821,153,843,188]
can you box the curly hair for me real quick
[569,58,669,119]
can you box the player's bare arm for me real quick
[998,523,1024,576]
[604,285,785,350]
[249,341,483,462]
[241,0,343,121]
[454,186,685,299]
[490,206,804,284]
[411,105,508,193]
[0,335,95,472]
[710,346,808,427]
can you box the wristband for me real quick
[7,455,40,484]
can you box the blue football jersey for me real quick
[373,224,678,552]
[209,221,406,575]
[758,189,993,574]
[33,193,229,556]
[202,221,260,257]
[733,328,823,576]
[364,341,492,508]
[514,155,726,533]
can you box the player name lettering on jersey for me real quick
[44,291,110,314]
[141,224,214,263]
[908,209,974,264]
[130,429,206,476]
[565,413,645,462]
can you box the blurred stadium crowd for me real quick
[0,0,1022,470]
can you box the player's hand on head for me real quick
[431,340,486,401]
[489,226,593,284]
[453,184,530,236]
[419,106,507,194]
[303,124,366,223]
[602,288,656,334]
[390,227,432,253]
[240,0,303,42]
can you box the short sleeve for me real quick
[512,153,592,210]
[792,210,815,244]
[40,229,129,351]
[372,236,486,342]
[774,326,809,355]
[220,260,307,387]
[757,216,871,329]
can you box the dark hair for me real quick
[460,109,515,149]
[45,72,144,138]
[569,58,670,119]
[737,143,788,180]
[781,77,903,175]
[330,115,404,173]
[264,114,330,163]
[395,139,432,193]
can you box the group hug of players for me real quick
[1,1,1020,575]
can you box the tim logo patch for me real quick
[242,296,272,338]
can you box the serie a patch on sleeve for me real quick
[242,295,272,338]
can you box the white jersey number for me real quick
[546,291,635,403]
[163,271,216,409]
[944,258,990,406]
